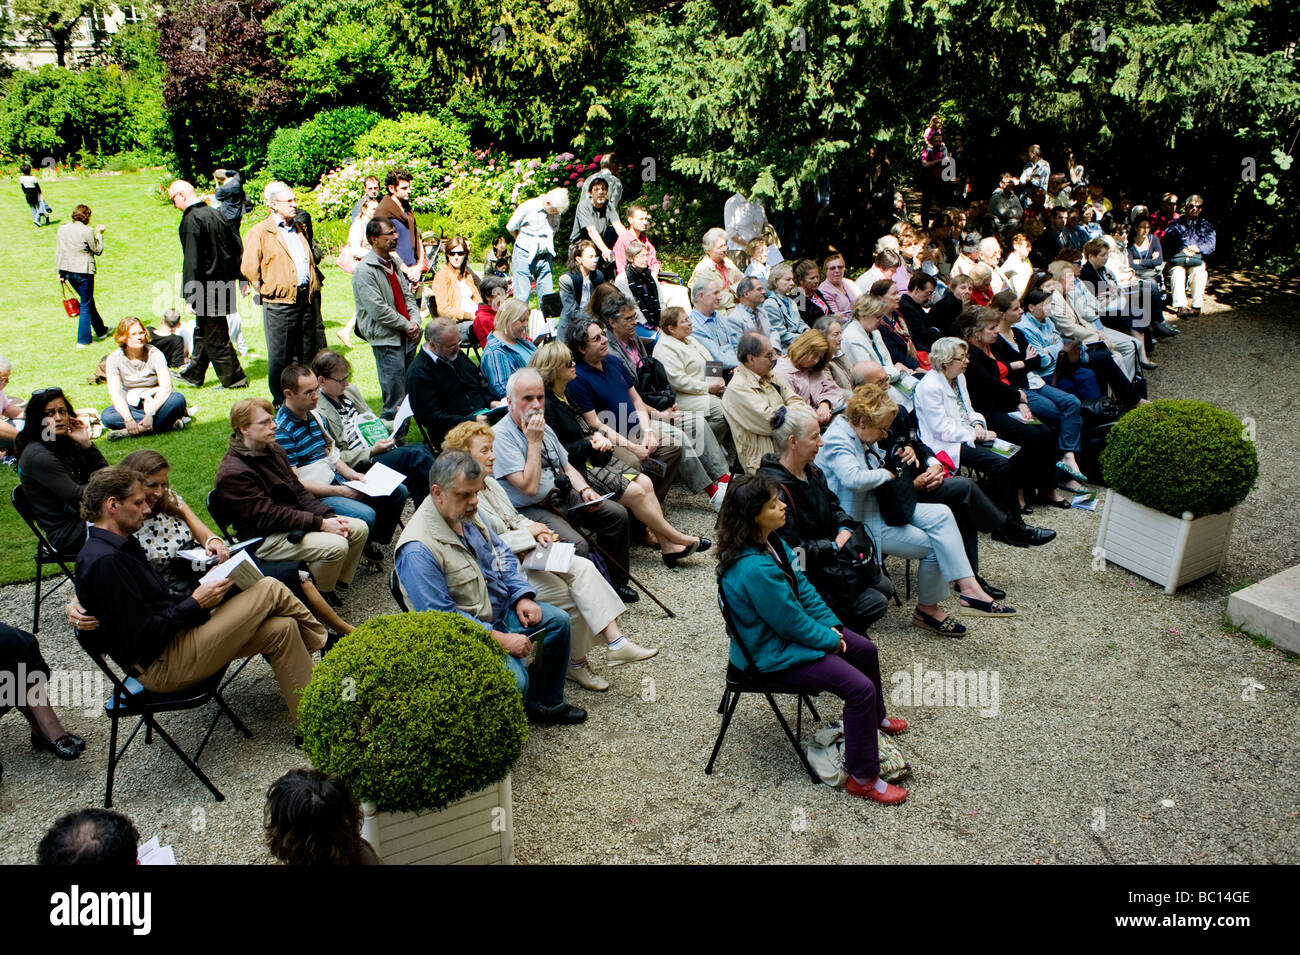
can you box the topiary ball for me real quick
[298,612,528,814]
[1100,399,1258,518]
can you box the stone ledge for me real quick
[1228,564,1300,655]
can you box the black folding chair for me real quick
[704,591,821,783]
[389,568,408,612]
[11,485,79,633]
[76,629,253,806]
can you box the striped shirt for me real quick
[275,406,330,468]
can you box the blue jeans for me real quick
[511,246,554,303]
[323,483,409,546]
[371,342,413,420]
[498,600,571,713]
[29,199,52,226]
[101,391,189,434]
[371,442,436,507]
[60,270,107,345]
[1026,385,1082,453]
[1051,367,1101,401]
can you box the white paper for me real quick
[176,538,262,566]
[522,541,575,573]
[390,395,413,434]
[1008,410,1041,424]
[987,438,1021,459]
[1071,493,1098,511]
[199,548,262,590]
[137,836,177,865]
[344,462,406,497]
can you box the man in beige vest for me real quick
[394,451,586,725]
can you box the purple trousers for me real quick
[775,628,886,780]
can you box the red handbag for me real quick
[61,279,80,317]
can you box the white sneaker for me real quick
[566,661,609,691]
[606,640,659,667]
[710,477,730,512]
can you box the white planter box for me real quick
[1095,491,1236,594]
[360,774,514,865]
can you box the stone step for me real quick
[1227,564,1300,654]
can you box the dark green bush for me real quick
[298,611,527,814]
[1100,399,1258,517]
[297,106,382,186]
[264,125,306,185]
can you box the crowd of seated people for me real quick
[8,143,1212,821]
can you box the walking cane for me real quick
[570,523,676,619]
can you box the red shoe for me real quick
[845,776,908,805]
[880,717,908,735]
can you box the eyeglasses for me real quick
[448,250,467,257]
[329,375,350,384]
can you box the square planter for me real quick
[1095,491,1237,594]
[360,774,514,865]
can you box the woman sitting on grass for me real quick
[716,472,908,805]
[102,317,190,440]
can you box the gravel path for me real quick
[2,276,1296,864]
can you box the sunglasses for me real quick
[448,250,467,257]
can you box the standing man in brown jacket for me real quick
[241,182,321,401]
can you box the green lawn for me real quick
[0,169,385,586]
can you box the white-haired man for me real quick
[506,187,569,303]
[241,181,320,401]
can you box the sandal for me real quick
[912,609,967,637]
[1056,460,1088,484]
[958,595,1017,616]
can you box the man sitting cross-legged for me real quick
[394,451,587,725]
[215,397,369,605]
[275,363,407,562]
[75,466,327,721]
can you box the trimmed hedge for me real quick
[297,611,528,814]
[297,106,382,187]
[1100,399,1258,517]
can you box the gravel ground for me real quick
[2,275,1297,865]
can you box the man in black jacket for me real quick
[853,361,1055,600]
[407,317,501,449]
[74,466,326,720]
[168,180,247,388]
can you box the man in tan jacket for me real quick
[242,182,321,401]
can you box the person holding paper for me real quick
[215,398,369,605]
[312,350,435,507]
[394,452,587,725]
[276,365,408,559]
[75,467,327,722]
[444,421,657,692]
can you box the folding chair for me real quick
[76,629,253,807]
[389,568,408,612]
[704,591,821,783]
[11,485,79,633]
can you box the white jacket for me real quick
[914,368,984,467]
[841,318,899,381]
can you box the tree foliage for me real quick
[10,0,92,67]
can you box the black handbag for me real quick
[777,485,881,591]
[868,446,918,526]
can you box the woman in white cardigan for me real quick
[913,337,1031,521]
[652,306,729,445]
[443,420,658,692]
[841,295,912,381]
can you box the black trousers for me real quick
[521,490,631,587]
[0,623,51,717]
[263,289,316,401]
[184,314,246,387]
[983,412,1060,500]
[826,577,894,635]
[919,474,1007,572]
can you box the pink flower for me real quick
[569,173,578,180]
[587,162,598,171]
[548,163,558,171]
[577,177,585,187]
[662,195,672,210]
[528,160,540,170]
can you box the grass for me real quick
[0,169,389,587]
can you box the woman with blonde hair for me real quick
[817,384,1013,635]
[774,329,843,426]
[101,317,190,439]
[443,421,657,690]
[480,298,537,399]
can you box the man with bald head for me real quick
[168,179,247,389]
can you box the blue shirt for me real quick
[690,309,739,368]
[1014,313,1063,377]
[726,302,774,348]
[394,522,534,629]
[568,358,639,435]
[275,406,329,469]
[480,334,537,399]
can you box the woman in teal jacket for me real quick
[716,473,908,805]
